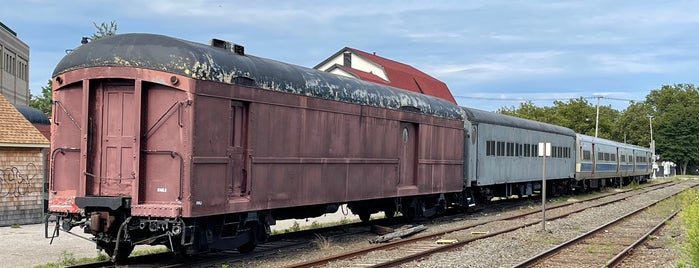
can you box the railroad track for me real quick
[64,220,378,268]
[513,184,694,268]
[65,181,678,268]
[281,181,684,268]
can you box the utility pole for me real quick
[595,95,601,138]
[649,115,656,179]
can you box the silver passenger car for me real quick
[462,107,576,198]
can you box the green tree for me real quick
[497,101,555,123]
[29,21,118,115]
[612,101,653,147]
[90,21,118,40]
[655,102,699,174]
[28,80,52,116]
[646,84,699,174]
[498,97,618,139]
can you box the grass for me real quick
[33,251,109,268]
[677,188,699,268]
[270,217,360,235]
[34,247,168,268]
[310,234,333,250]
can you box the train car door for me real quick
[228,101,248,198]
[98,82,137,196]
[616,147,620,172]
[399,122,418,187]
[591,144,596,174]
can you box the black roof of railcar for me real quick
[461,107,576,137]
[54,33,463,120]
[15,105,50,124]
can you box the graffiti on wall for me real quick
[0,163,38,197]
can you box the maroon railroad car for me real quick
[46,33,466,260]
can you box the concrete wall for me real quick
[0,147,45,226]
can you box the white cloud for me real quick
[425,51,566,81]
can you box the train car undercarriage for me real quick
[45,189,478,262]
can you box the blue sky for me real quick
[2,0,698,111]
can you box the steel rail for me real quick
[604,210,678,267]
[284,181,677,268]
[511,183,697,268]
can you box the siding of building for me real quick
[0,21,30,106]
[0,93,48,226]
[0,147,45,226]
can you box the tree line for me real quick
[498,84,699,175]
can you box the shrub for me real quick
[678,188,699,267]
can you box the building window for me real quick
[343,52,351,67]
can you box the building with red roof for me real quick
[314,47,456,104]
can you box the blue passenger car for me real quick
[575,134,652,187]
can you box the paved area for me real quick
[0,223,105,268]
[1,206,364,268]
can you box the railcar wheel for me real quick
[102,242,134,262]
[237,222,259,253]
[237,241,257,253]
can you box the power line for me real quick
[453,95,643,103]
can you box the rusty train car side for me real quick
[47,33,466,260]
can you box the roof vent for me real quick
[210,38,245,55]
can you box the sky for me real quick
[2,0,698,112]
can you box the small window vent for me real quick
[210,39,245,55]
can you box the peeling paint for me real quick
[54,33,464,120]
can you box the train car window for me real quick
[611,154,616,161]
[583,150,591,160]
[533,144,539,157]
[506,142,514,156]
[598,152,604,161]
[497,141,505,156]
[523,144,530,157]
[620,155,626,163]
[604,153,610,161]
[486,141,495,156]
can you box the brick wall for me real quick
[0,147,45,226]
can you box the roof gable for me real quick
[0,94,49,146]
[315,47,456,104]
[327,64,388,84]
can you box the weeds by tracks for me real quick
[678,188,699,267]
